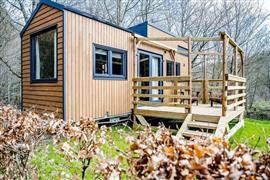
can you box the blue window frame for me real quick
[166,60,174,76]
[176,62,181,76]
[30,25,58,83]
[93,44,127,80]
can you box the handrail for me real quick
[132,76,190,82]
[226,74,246,83]
[192,79,223,83]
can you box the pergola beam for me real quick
[220,32,244,54]
[136,36,221,42]
[191,51,222,56]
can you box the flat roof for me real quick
[128,21,176,37]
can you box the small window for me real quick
[94,44,127,79]
[31,26,57,82]
[112,52,123,75]
[166,60,174,76]
[95,48,109,74]
[177,45,188,56]
[176,62,181,76]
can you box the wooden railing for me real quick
[132,76,191,113]
[192,79,223,104]
[223,74,246,115]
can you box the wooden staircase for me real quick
[134,109,244,140]
[176,114,221,139]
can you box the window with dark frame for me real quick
[112,52,123,75]
[94,44,127,79]
[31,26,57,82]
[166,60,174,76]
[176,62,181,76]
[95,48,109,74]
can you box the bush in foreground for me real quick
[0,105,269,179]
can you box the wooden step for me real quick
[192,114,220,123]
[183,130,213,138]
[135,115,149,126]
[188,121,218,129]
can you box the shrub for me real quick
[0,105,269,179]
[0,105,60,179]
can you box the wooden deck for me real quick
[136,104,244,139]
[137,104,228,117]
[132,32,245,140]
[132,75,246,139]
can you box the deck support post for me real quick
[202,55,209,104]
[170,50,178,103]
[239,52,245,108]
[133,37,141,125]
[222,34,228,116]
[234,47,238,111]
[188,37,192,113]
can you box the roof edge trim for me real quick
[20,0,64,37]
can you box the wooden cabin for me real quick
[21,0,188,122]
[21,0,246,139]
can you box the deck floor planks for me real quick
[137,103,243,118]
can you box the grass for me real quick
[30,118,270,179]
[231,118,270,152]
[31,125,132,179]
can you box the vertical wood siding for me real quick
[65,11,134,121]
[21,5,63,117]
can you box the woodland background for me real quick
[0,0,270,119]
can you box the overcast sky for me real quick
[263,0,270,11]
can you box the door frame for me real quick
[137,49,163,102]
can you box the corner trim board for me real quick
[63,10,67,121]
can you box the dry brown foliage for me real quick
[0,105,270,179]
[48,118,108,179]
[0,105,60,179]
[126,126,270,179]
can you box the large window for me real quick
[166,60,174,76]
[176,62,181,76]
[94,44,127,79]
[31,26,57,82]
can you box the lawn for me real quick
[30,118,270,179]
[31,125,132,179]
[231,118,270,152]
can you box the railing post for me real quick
[188,36,192,113]
[234,47,238,111]
[240,52,245,108]
[222,34,228,116]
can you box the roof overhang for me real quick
[20,0,133,37]
[20,0,64,37]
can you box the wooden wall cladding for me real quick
[65,11,134,121]
[21,4,64,117]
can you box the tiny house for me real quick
[21,0,189,122]
[21,0,246,139]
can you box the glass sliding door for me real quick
[139,53,150,101]
[138,50,163,102]
[151,56,160,101]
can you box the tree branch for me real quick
[0,57,21,79]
